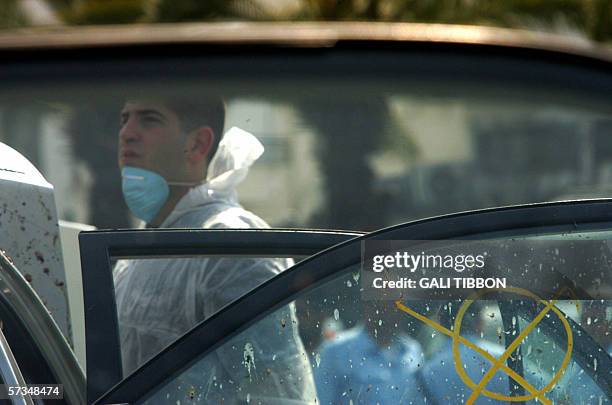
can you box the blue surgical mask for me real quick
[121,167,170,223]
[121,166,198,223]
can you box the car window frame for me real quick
[78,228,364,403]
[1,34,612,120]
[94,199,612,404]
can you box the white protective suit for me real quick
[114,128,317,404]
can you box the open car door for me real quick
[90,200,612,404]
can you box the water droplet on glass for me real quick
[242,343,256,381]
[334,309,340,321]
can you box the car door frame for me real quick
[93,199,612,404]
[78,228,364,403]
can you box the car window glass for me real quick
[0,69,610,232]
[137,235,611,404]
[110,255,298,376]
[515,308,606,404]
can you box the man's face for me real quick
[118,101,188,181]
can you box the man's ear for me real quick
[186,126,215,165]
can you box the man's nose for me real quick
[119,116,141,143]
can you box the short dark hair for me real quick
[164,96,226,161]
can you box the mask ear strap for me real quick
[166,180,201,187]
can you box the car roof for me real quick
[0,22,610,63]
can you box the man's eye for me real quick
[142,116,161,125]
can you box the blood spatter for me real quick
[34,251,45,263]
